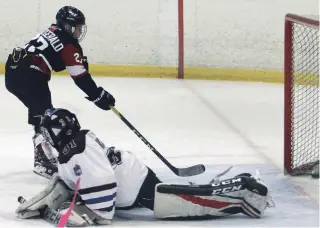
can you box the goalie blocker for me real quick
[154,174,272,219]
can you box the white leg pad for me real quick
[16,174,71,214]
[154,183,239,218]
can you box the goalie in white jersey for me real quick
[15,108,274,226]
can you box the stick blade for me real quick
[176,164,205,177]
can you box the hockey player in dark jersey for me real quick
[15,108,274,226]
[4,6,115,179]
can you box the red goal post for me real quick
[284,13,319,176]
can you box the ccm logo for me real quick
[211,177,242,187]
[212,185,242,195]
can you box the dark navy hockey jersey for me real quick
[24,25,87,77]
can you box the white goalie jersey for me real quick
[16,129,273,225]
[57,130,149,220]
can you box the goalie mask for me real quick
[56,6,87,42]
[40,108,81,150]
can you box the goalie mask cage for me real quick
[284,13,319,176]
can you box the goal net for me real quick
[284,14,319,177]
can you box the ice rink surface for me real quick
[0,76,318,227]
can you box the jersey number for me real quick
[26,34,49,52]
[74,53,83,63]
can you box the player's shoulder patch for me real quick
[58,130,90,164]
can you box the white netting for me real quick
[289,17,319,174]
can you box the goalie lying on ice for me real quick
[15,108,274,226]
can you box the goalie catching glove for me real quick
[15,174,111,227]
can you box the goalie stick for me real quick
[109,106,205,177]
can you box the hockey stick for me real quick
[109,106,205,177]
[57,177,81,227]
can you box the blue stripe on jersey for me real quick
[85,192,117,205]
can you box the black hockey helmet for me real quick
[56,6,87,42]
[40,108,81,150]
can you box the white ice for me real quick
[0,76,318,227]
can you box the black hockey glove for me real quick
[82,56,89,71]
[85,87,115,110]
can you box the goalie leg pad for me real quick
[59,203,111,226]
[16,174,71,218]
[154,175,270,219]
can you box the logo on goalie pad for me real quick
[211,185,242,195]
[211,177,243,195]
[211,177,242,187]
[43,209,60,223]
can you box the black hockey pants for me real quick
[116,167,162,211]
[4,54,53,132]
